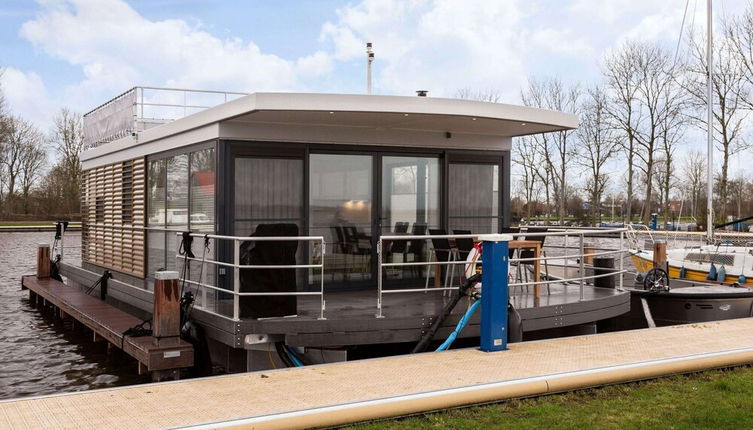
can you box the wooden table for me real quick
[509,240,542,298]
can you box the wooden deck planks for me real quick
[4,318,753,429]
[21,275,193,373]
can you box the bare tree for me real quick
[686,31,750,223]
[513,136,541,221]
[575,85,619,223]
[455,88,502,103]
[603,42,644,223]
[680,150,707,222]
[728,5,753,110]
[49,108,86,215]
[521,77,581,224]
[622,43,680,223]
[0,116,45,214]
[19,132,46,213]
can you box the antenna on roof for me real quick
[366,42,374,95]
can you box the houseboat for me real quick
[55,87,630,372]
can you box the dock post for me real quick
[480,234,512,352]
[37,243,51,279]
[653,241,667,271]
[153,271,181,343]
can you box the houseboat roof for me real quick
[81,92,578,169]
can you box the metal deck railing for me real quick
[67,224,629,323]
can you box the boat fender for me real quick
[507,302,522,343]
[707,263,717,281]
[739,274,747,284]
[679,266,687,279]
[716,265,726,282]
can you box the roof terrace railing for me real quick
[83,86,249,149]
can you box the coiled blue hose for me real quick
[435,300,481,352]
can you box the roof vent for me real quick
[416,90,428,97]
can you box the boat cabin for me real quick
[73,87,595,371]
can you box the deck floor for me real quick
[3,318,753,429]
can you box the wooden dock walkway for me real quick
[4,318,753,429]
[21,275,193,379]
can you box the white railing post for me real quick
[579,233,585,301]
[376,238,384,318]
[619,230,625,291]
[319,238,326,320]
[233,239,240,321]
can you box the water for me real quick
[0,232,148,400]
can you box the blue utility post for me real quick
[651,213,658,231]
[480,234,512,352]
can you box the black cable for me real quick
[275,341,294,367]
[412,273,481,354]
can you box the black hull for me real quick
[612,289,753,330]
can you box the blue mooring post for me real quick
[480,234,512,352]
[651,213,658,231]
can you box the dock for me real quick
[21,274,193,380]
[3,318,753,429]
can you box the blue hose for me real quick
[284,345,304,367]
[435,300,481,352]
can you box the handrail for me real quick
[376,229,628,316]
[174,232,326,321]
[76,223,629,322]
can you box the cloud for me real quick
[18,0,334,111]
[319,0,532,99]
[1,67,54,129]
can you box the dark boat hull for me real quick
[612,286,753,330]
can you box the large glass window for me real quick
[448,163,500,234]
[147,159,167,282]
[310,154,373,285]
[190,148,216,233]
[147,147,216,285]
[166,154,189,272]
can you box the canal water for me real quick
[0,232,147,400]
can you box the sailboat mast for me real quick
[706,0,714,243]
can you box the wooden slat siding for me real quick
[81,157,146,278]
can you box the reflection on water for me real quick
[0,232,148,400]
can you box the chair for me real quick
[407,223,427,278]
[519,227,549,294]
[452,229,474,261]
[389,222,409,254]
[331,224,349,281]
[429,228,457,288]
[239,223,298,318]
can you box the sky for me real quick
[0,0,750,172]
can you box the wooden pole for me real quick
[653,241,667,270]
[153,271,181,344]
[37,243,51,279]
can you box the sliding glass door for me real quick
[309,154,374,286]
[380,156,440,285]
